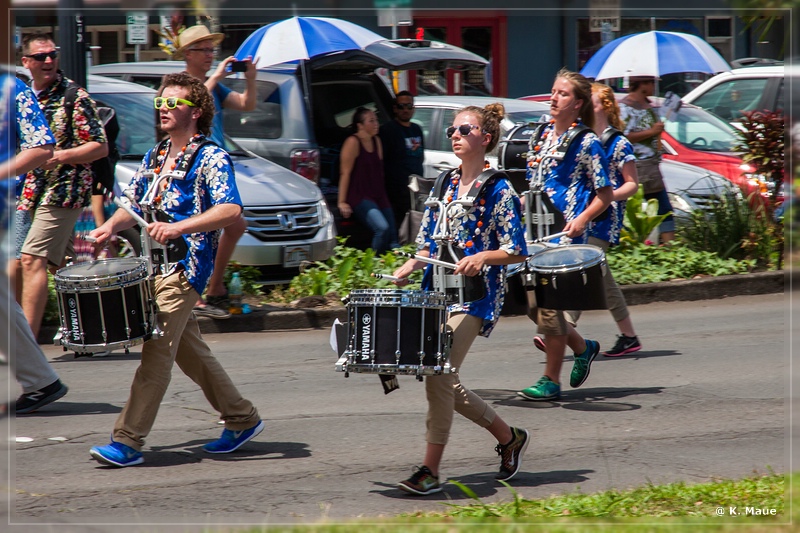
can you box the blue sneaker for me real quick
[203,420,264,453]
[570,339,600,388]
[89,441,143,467]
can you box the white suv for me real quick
[681,63,784,128]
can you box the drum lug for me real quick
[581,269,587,286]
[551,275,557,291]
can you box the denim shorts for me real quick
[644,189,676,233]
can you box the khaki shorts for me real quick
[525,290,569,336]
[21,205,80,267]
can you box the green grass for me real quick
[224,471,791,532]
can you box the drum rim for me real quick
[55,257,148,281]
[528,244,606,273]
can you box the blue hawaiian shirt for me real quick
[415,170,527,337]
[526,121,611,245]
[590,130,636,245]
[124,138,242,294]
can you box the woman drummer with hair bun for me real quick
[391,102,529,496]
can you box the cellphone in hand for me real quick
[230,60,248,72]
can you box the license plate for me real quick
[283,245,311,268]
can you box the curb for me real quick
[38,271,786,345]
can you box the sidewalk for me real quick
[38,270,785,344]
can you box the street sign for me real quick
[126,12,149,45]
[589,0,620,32]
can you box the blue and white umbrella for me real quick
[236,16,386,68]
[580,31,730,80]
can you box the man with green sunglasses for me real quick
[88,73,264,468]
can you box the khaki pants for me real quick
[425,313,496,445]
[566,237,629,325]
[113,271,259,451]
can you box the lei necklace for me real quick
[152,132,203,204]
[527,119,581,172]
[441,165,491,251]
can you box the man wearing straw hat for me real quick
[171,24,257,319]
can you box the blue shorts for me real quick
[644,189,675,233]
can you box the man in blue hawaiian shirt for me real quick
[1,70,66,415]
[87,73,262,467]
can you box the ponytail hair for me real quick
[592,82,624,130]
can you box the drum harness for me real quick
[524,121,592,242]
[118,138,205,279]
[423,167,510,306]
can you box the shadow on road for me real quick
[14,401,122,417]
[371,469,593,501]
[52,351,143,363]
[91,441,311,469]
[475,386,665,412]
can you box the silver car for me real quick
[40,73,336,284]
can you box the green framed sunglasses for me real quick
[154,97,196,110]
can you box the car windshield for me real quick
[661,105,740,153]
[92,90,249,157]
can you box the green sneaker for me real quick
[517,376,561,401]
[570,339,600,388]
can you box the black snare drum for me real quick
[528,245,608,310]
[54,258,157,353]
[336,289,453,377]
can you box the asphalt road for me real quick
[2,292,791,532]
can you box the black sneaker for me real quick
[398,465,442,495]
[15,379,68,415]
[603,334,641,357]
[495,427,530,481]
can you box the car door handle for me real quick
[433,163,456,171]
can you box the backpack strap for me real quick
[552,124,592,161]
[143,137,214,179]
[599,126,622,149]
[431,168,456,201]
[63,81,79,147]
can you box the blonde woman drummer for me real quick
[391,103,529,496]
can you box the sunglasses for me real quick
[445,123,481,139]
[154,97,196,110]
[395,103,414,110]
[24,50,58,62]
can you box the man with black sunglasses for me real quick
[16,33,108,339]
[379,90,424,230]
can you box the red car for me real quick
[520,94,776,203]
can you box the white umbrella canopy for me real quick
[235,16,386,68]
[580,31,730,80]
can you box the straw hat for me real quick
[175,25,224,59]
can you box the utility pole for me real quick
[57,0,86,86]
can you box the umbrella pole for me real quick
[300,59,313,132]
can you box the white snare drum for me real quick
[335,289,453,378]
[54,258,157,353]
[527,244,608,310]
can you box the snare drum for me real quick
[54,258,157,353]
[528,245,608,310]
[336,289,453,377]
[506,243,547,284]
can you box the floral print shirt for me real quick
[619,102,661,160]
[18,72,107,211]
[590,130,636,245]
[124,138,242,295]
[525,121,611,245]
[415,169,527,337]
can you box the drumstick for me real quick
[533,231,569,243]
[394,251,458,270]
[113,196,150,229]
[371,273,403,282]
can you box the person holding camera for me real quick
[175,25,257,319]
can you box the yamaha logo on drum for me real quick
[68,296,80,340]
[360,312,372,360]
